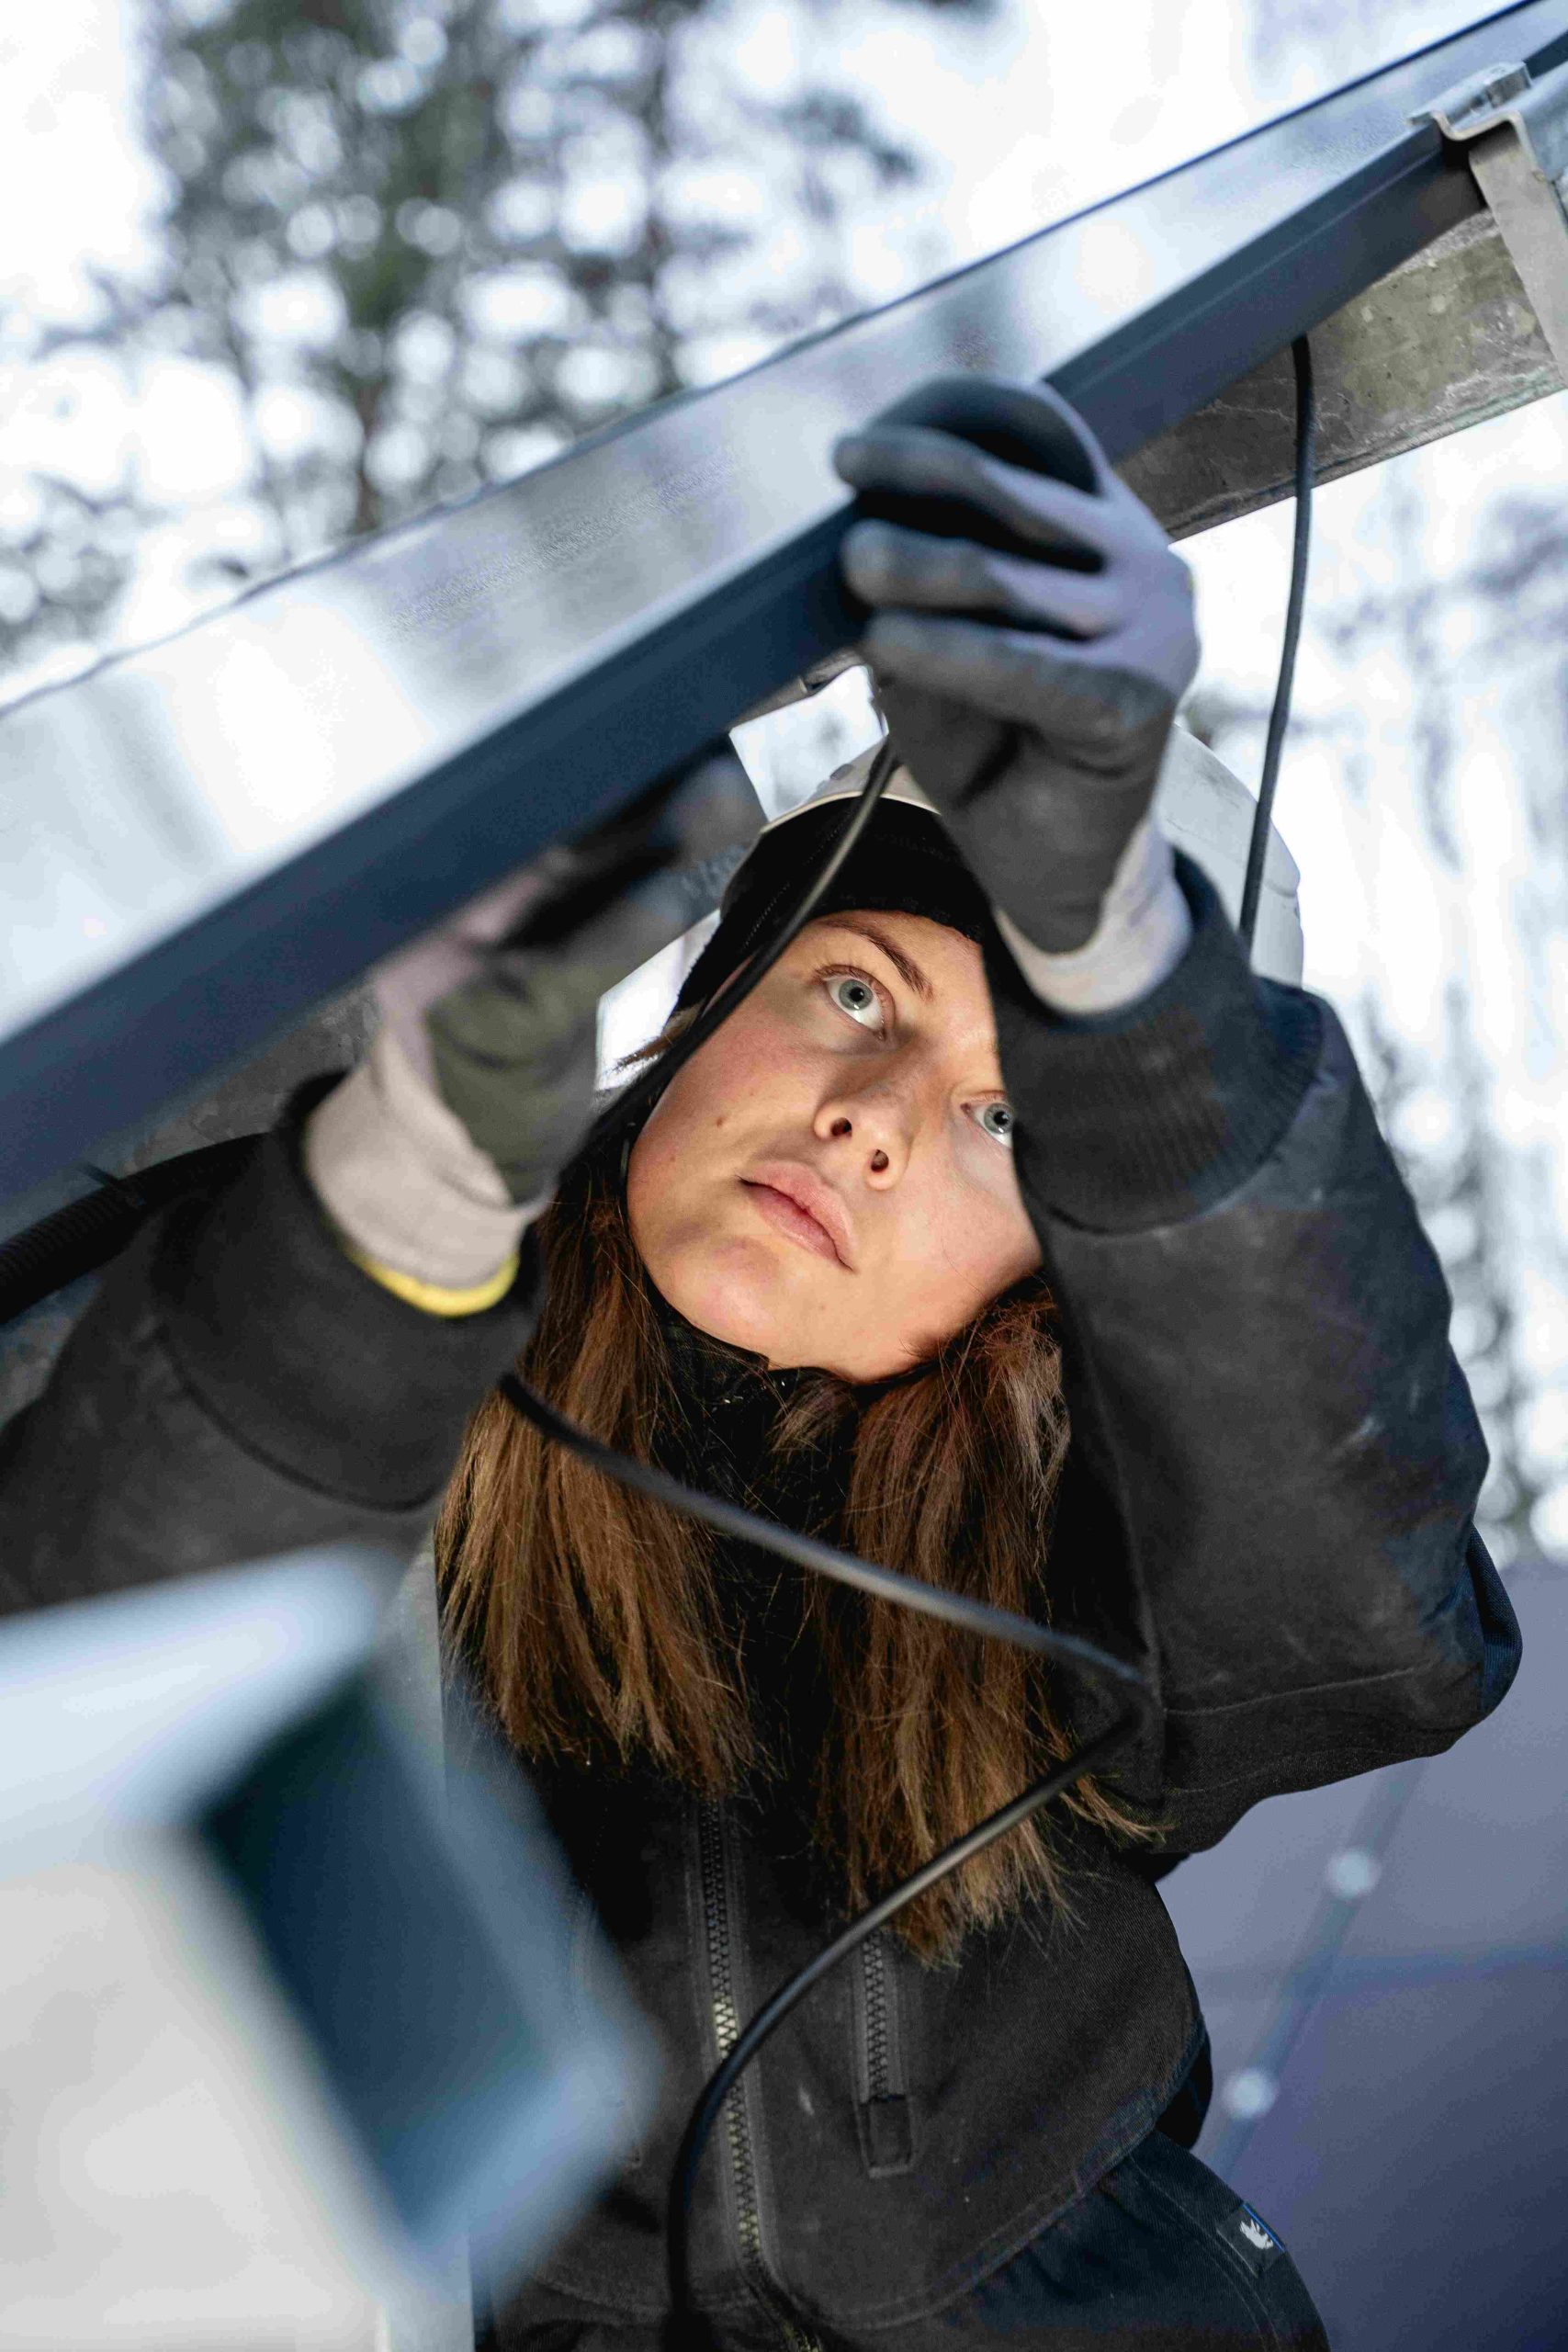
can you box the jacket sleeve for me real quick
[0,1087,542,1621]
[986,856,1522,1853]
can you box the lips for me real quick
[740,1162,855,1269]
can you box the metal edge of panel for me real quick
[5,1,1568,1204]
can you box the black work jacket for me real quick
[0,865,1520,2338]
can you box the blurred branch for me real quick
[0,0,976,693]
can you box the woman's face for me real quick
[626,910,1042,1382]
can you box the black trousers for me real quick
[492,2127,1331,2351]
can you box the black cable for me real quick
[502,1375,1149,1699]
[1238,334,1316,957]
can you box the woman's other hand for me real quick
[305,749,756,1304]
[833,379,1200,960]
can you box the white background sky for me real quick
[3,0,1564,1544]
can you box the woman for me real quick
[0,382,1518,2350]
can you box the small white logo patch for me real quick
[1239,2215,1276,2254]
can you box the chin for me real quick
[656,1237,805,1362]
[654,1244,915,1381]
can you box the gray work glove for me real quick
[373,748,758,1204]
[307,751,759,1297]
[833,377,1200,956]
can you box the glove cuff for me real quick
[304,1027,543,1291]
[994,819,1191,1015]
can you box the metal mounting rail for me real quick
[5,0,1568,1206]
[1416,54,1568,370]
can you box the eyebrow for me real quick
[818,917,933,1001]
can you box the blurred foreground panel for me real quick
[0,1553,652,2352]
[0,1851,382,2352]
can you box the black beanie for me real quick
[673,789,997,1014]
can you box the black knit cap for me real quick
[673,786,997,1015]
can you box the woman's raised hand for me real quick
[833,378,1200,957]
[372,748,758,1207]
[305,747,754,1308]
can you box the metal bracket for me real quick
[1416,59,1568,376]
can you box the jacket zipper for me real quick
[855,1931,914,2176]
[861,1933,893,2100]
[696,1799,823,2352]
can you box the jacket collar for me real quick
[650,1283,931,1413]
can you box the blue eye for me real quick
[971,1100,1015,1148]
[825,971,885,1032]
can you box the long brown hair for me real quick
[437,1075,1152,1962]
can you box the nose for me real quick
[813,1077,911,1186]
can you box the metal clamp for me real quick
[1415,60,1568,378]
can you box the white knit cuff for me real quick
[995,819,1192,1017]
[303,1026,544,1290]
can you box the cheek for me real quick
[840,1168,1039,1378]
[625,1010,800,1260]
[986,1155,1043,1284]
[625,1087,710,1260]
[625,1025,838,1363]
[628,1024,759,1204]
[904,1154,1041,1318]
